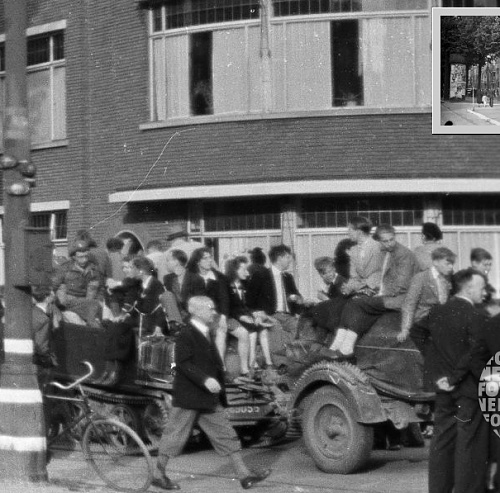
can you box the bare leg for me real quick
[259,329,273,366]
[232,325,250,374]
[215,321,228,370]
[248,331,258,369]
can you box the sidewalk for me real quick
[441,100,500,126]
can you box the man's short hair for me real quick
[249,247,266,266]
[422,222,443,242]
[187,295,213,315]
[269,244,292,263]
[453,267,486,293]
[131,256,156,275]
[373,224,395,240]
[432,247,456,263]
[69,240,90,257]
[169,249,188,267]
[349,216,373,235]
[106,237,124,252]
[471,247,493,263]
[314,256,335,274]
[146,240,163,251]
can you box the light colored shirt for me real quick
[271,264,288,313]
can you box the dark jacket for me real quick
[173,322,227,410]
[246,266,301,315]
[470,313,500,382]
[425,296,488,398]
[181,270,230,316]
[133,276,167,335]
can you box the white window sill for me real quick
[31,139,68,151]
[140,106,431,130]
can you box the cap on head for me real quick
[69,240,90,257]
[166,224,188,242]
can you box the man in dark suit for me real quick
[426,268,488,493]
[154,296,271,490]
[246,244,303,334]
[162,249,188,322]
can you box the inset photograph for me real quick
[432,7,500,133]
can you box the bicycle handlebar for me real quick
[50,361,94,390]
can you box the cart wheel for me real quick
[302,386,373,474]
[110,404,139,433]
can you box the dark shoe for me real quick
[152,475,180,490]
[318,348,356,363]
[240,469,271,489]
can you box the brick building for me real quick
[0,0,499,296]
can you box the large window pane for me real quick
[28,69,51,144]
[443,195,500,226]
[190,32,213,115]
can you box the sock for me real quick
[339,330,358,355]
[329,328,347,350]
[156,453,170,476]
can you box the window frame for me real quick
[0,20,67,149]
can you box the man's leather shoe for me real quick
[151,475,180,490]
[318,348,356,364]
[240,468,271,489]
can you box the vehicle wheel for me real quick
[142,398,170,450]
[66,401,87,441]
[82,418,153,492]
[110,404,139,433]
[302,386,373,474]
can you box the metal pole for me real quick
[0,0,47,482]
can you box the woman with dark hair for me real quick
[333,238,357,280]
[183,248,251,379]
[226,256,274,372]
[413,222,444,271]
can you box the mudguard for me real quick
[288,361,386,424]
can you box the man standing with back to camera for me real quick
[426,268,488,493]
[153,295,271,490]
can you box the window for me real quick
[273,0,428,16]
[152,1,260,31]
[331,20,363,107]
[204,200,281,231]
[298,196,423,228]
[442,196,500,226]
[0,29,66,146]
[29,210,67,240]
[190,32,213,116]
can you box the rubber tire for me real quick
[82,418,153,492]
[302,386,374,474]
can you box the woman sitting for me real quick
[182,247,251,380]
[226,256,274,373]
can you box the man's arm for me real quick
[400,272,425,336]
[175,330,213,389]
[384,249,417,298]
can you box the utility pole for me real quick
[0,0,47,482]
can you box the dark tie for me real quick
[281,272,289,313]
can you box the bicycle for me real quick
[46,361,154,492]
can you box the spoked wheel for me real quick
[302,386,373,474]
[110,404,139,432]
[82,418,153,492]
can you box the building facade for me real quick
[0,0,499,297]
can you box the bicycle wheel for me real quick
[81,418,153,492]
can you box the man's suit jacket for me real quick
[381,242,419,310]
[401,268,451,331]
[181,270,230,316]
[246,265,301,315]
[470,313,500,382]
[345,237,384,294]
[425,296,488,398]
[173,322,227,410]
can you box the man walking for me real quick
[154,296,271,490]
[426,268,489,493]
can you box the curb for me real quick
[466,109,500,126]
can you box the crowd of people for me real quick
[26,218,500,491]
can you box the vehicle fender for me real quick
[288,361,386,424]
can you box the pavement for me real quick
[0,439,430,493]
[440,99,500,126]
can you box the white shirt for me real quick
[190,317,210,339]
[271,264,287,312]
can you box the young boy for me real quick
[398,247,456,352]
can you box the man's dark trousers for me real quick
[428,392,488,493]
